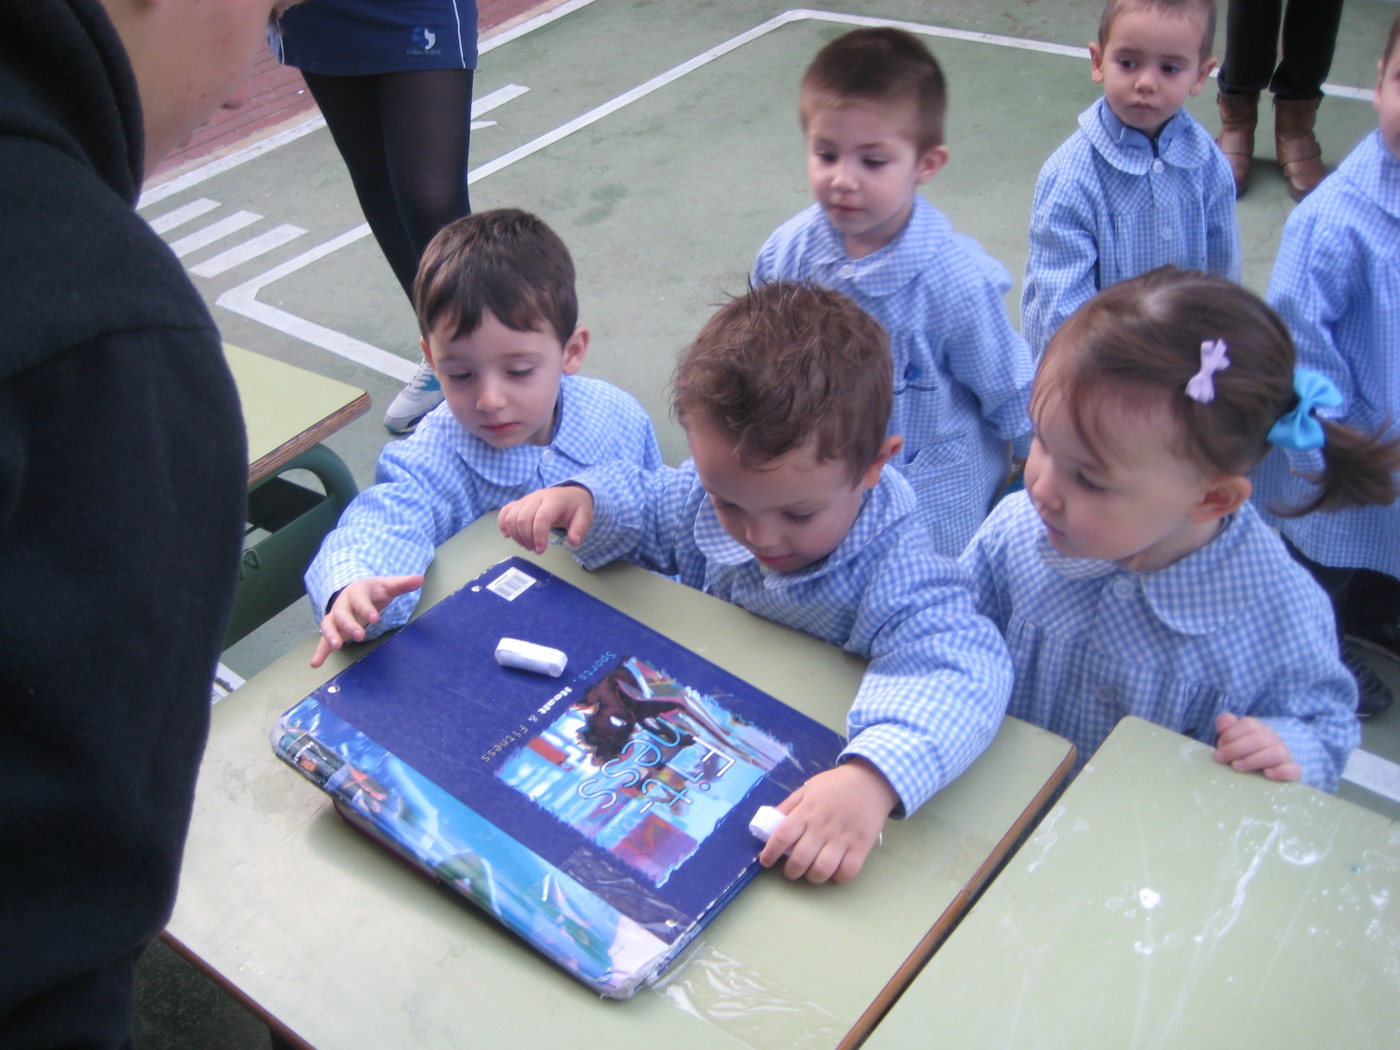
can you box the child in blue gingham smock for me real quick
[1021,0,1239,358]
[307,212,661,667]
[963,269,1396,792]
[1249,19,1400,715]
[754,28,1033,558]
[500,282,1012,884]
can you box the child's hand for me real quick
[310,574,425,668]
[1213,712,1301,782]
[497,485,594,554]
[759,758,899,884]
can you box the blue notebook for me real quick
[272,557,845,998]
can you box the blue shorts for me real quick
[276,0,479,75]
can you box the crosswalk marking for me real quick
[147,197,219,233]
[168,211,261,258]
[190,224,308,278]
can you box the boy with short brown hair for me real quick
[1022,0,1239,357]
[755,27,1035,558]
[500,281,1012,884]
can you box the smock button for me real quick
[1112,577,1135,599]
[904,364,922,381]
[1151,159,1165,174]
[839,264,856,280]
[541,448,555,464]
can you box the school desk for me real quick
[166,515,1073,1050]
[862,715,1400,1050]
[223,344,369,646]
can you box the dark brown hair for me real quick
[1098,0,1217,63]
[1036,267,1400,513]
[413,209,577,345]
[673,281,892,483]
[800,27,947,153]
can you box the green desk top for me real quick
[864,716,1400,1049]
[223,344,370,484]
[169,517,1072,1049]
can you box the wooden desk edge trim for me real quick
[834,742,1079,1050]
[247,391,372,486]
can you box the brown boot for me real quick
[1216,93,1258,198]
[1275,96,1326,202]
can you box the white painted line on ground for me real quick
[169,211,261,258]
[471,83,530,129]
[467,9,808,185]
[207,7,1381,375]
[191,224,308,278]
[139,116,327,208]
[146,197,219,234]
[474,83,530,114]
[1342,748,1400,804]
[480,0,600,53]
[216,224,417,382]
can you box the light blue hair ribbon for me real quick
[1267,368,1342,451]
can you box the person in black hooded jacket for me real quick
[0,1,295,1045]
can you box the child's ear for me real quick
[420,336,436,370]
[1190,57,1217,96]
[1089,41,1106,84]
[1191,474,1251,523]
[561,325,589,376]
[859,436,904,490]
[916,145,950,185]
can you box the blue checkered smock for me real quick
[570,461,1013,815]
[305,374,661,634]
[960,493,1359,792]
[1021,98,1241,357]
[1251,130,1400,578]
[754,196,1034,557]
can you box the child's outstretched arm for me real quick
[498,484,595,554]
[759,757,899,884]
[311,573,426,668]
[1213,712,1302,783]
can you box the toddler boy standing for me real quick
[753,28,1034,558]
[307,209,661,667]
[1021,0,1240,357]
[499,282,1013,884]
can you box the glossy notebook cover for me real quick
[272,557,845,998]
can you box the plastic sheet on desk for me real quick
[653,941,847,1049]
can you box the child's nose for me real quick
[476,378,507,412]
[832,160,859,189]
[1027,465,1059,509]
[744,516,779,549]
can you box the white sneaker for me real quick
[384,357,443,434]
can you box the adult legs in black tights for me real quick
[302,68,473,299]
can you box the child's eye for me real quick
[1118,58,1138,70]
[448,372,473,382]
[507,368,535,378]
[1075,473,1106,493]
[862,157,888,169]
[783,511,815,523]
[1161,63,1181,75]
[814,150,837,164]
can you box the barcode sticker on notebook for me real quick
[487,566,537,601]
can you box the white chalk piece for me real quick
[748,805,785,843]
[494,637,568,678]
